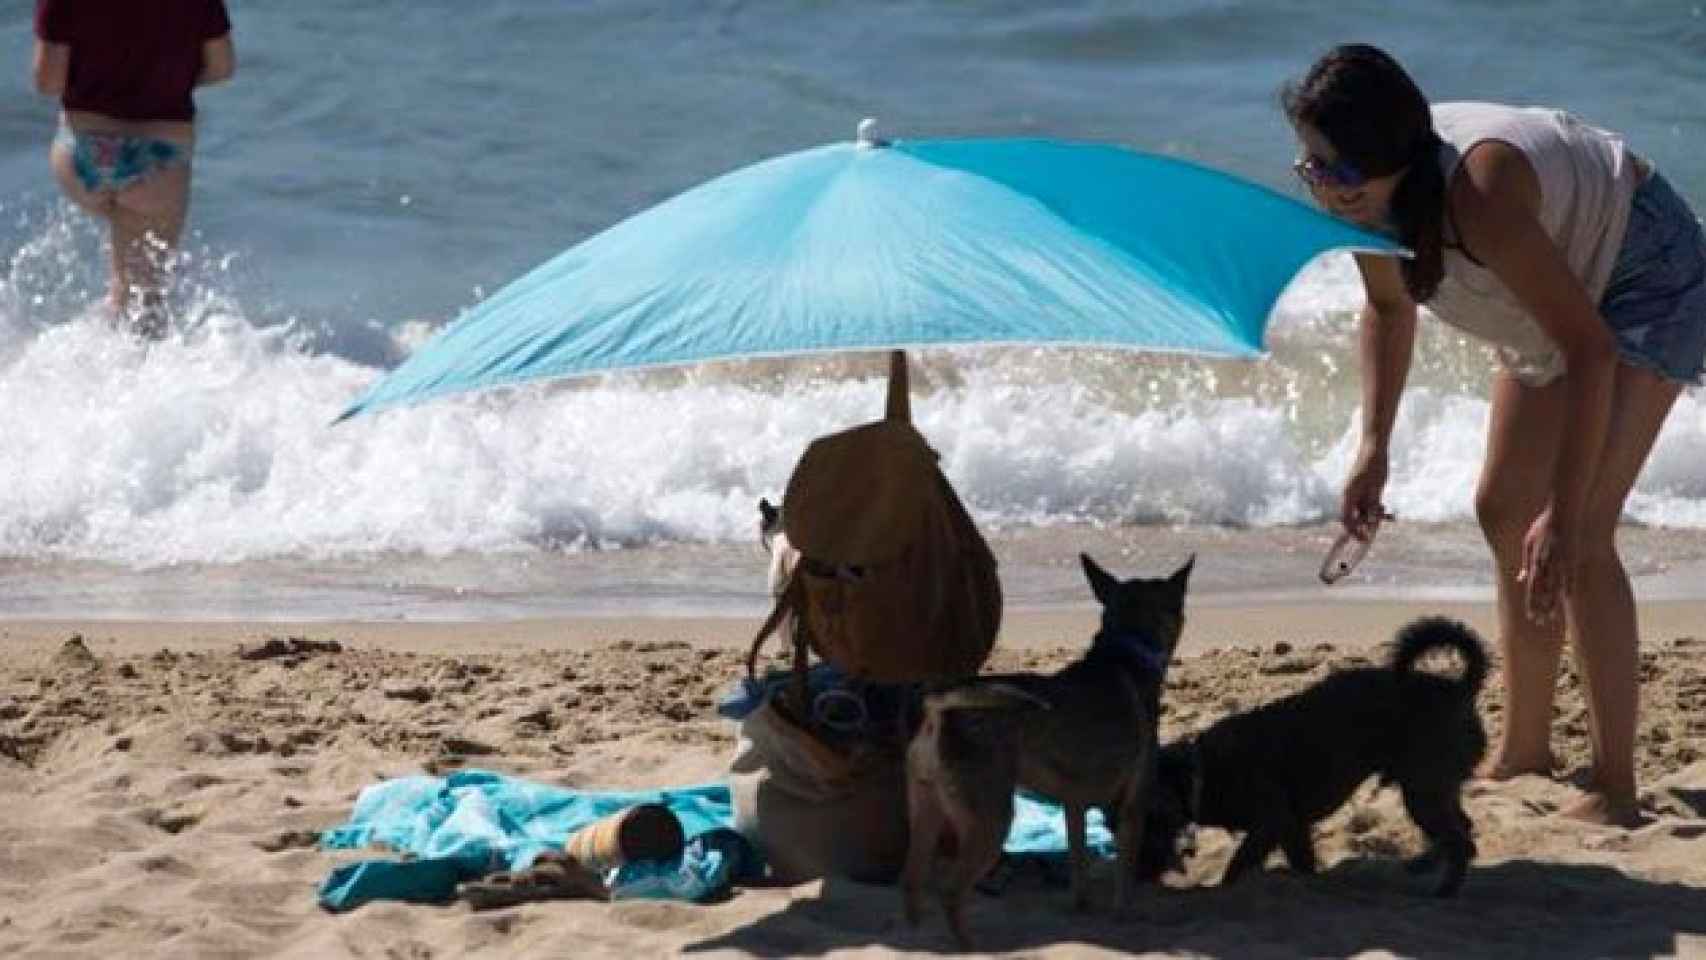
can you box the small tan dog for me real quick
[757,498,799,599]
[902,553,1192,949]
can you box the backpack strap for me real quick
[744,571,817,718]
[746,571,803,684]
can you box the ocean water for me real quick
[3,1,1705,619]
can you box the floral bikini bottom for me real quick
[54,125,186,194]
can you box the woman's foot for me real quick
[1558,788,1644,829]
[1474,749,1555,781]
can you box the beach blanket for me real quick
[317,769,1113,911]
[318,771,750,911]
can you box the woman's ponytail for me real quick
[1390,132,1446,302]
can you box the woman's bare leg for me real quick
[110,160,192,338]
[1474,372,1569,779]
[1559,362,1680,826]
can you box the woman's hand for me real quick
[1519,506,1576,623]
[1341,445,1390,540]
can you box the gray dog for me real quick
[901,553,1192,949]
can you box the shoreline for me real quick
[7,519,1706,625]
[6,596,1704,656]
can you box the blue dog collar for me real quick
[1096,629,1172,678]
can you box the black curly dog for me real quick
[1144,616,1489,896]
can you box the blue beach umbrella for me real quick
[339,121,1401,420]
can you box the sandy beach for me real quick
[3,605,1704,959]
[8,0,1706,956]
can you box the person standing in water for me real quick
[1284,44,1706,826]
[32,0,236,338]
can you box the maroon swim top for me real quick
[35,0,232,122]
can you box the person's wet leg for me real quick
[111,157,190,338]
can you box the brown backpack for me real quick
[746,352,1002,692]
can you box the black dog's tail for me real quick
[1391,616,1489,696]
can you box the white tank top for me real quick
[1424,101,1639,385]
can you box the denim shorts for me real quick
[1599,171,1706,385]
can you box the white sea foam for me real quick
[3,228,1705,572]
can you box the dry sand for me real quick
[2,606,1704,959]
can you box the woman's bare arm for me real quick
[32,40,68,96]
[1351,252,1418,458]
[198,34,236,86]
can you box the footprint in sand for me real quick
[1522,798,1560,816]
[134,853,195,876]
[380,939,436,960]
[163,772,226,792]
[613,901,709,933]
[254,829,322,852]
[135,807,203,835]
[1645,786,1706,820]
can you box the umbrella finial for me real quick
[856,117,888,149]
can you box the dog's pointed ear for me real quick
[1081,553,1118,606]
[758,498,779,527]
[1170,554,1196,590]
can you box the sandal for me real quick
[459,852,609,909]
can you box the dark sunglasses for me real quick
[1293,154,1366,190]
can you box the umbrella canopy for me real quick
[339,125,1402,420]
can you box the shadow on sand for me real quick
[682,854,1706,958]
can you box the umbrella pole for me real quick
[885,350,910,423]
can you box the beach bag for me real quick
[746,352,1002,689]
[726,695,908,883]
